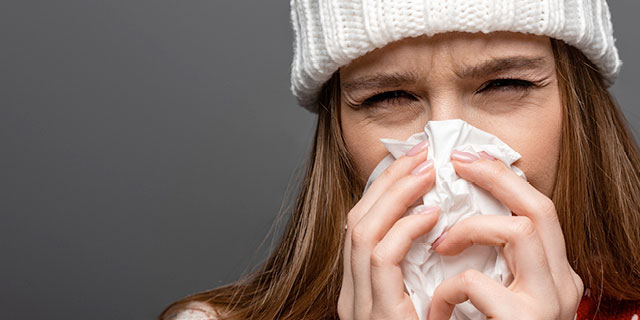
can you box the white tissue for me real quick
[363,119,527,320]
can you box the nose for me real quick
[427,95,465,121]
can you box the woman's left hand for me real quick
[428,151,584,320]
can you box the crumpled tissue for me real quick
[362,119,527,320]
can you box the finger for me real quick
[338,234,354,320]
[341,218,358,318]
[350,161,436,319]
[347,141,429,228]
[370,207,440,315]
[354,161,436,243]
[341,142,429,320]
[450,151,569,281]
[432,215,556,296]
[429,269,520,320]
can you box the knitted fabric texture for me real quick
[289,0,623,113]
[576,294,640,320]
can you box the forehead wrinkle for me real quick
[454,55,549,79]
[341,70,421,92]
[340,55,550,93]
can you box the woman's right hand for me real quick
[337,140,439,320]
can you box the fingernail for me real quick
[478,151,496,160]
[411,159,434,176]
[431,231,448,250]
[406,140,428,156]
[450,150,479,163]
[417,205,439,215]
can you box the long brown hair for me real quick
[159,38,640,319]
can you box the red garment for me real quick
[576,293,640,319]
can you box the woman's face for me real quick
[339,31,562,197]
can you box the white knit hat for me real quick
[289,0,623,113]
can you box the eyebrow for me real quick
[341,55,548,92]
[454,55,548,79]
[342,71,420,91]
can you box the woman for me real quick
[160,1,640,319]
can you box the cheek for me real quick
[489,104,563,198]
[341,109,426,183]
[342,125,385,183]
[510,135,561,198]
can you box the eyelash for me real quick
[477,78,536,93]
[360,90,416,108]
[358,78,538,108]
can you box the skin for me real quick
[337,31,584,319]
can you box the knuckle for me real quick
[346,209,360,232]
[459,269,482,288]
[535,196,557,220]
[350,223,371,248]
[386,179,405,195]
[394,214,416,231]
[532,251,548,269]
[380,163,400,181]
[370,246,388,268]
[487,158,509,174]
[511,217,537,238]
[387,179,418,207]
[483,162,509,192]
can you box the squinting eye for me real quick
[360,90,417,108]
[477,78,535,93]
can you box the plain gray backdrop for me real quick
[1,1,638,319]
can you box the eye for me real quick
[360,90,417,108]
[477,78,535,93]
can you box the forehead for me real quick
[339,31,553,79]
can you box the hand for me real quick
[427,150,584,320]
[337,141,439,320]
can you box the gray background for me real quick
[1,1,637,319]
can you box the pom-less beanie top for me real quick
[289,0,622,113]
